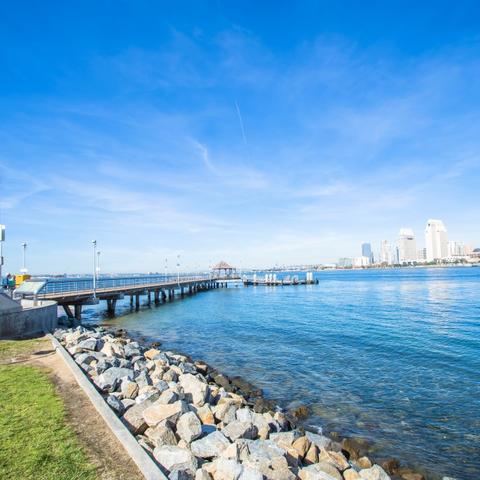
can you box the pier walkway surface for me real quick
[16,274,238,320]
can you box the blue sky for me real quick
[1,1,480,273]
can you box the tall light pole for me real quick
[97,251,101,280]
[0,225,5,285]
[92,240,97,299]
[176,254,180,285]
[21,242,28,273]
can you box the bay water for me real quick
[82,267,480,479]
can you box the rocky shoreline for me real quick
[53,326,453,480]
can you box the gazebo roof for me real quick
[212,261,235,270]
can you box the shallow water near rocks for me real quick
[82,267,480,479]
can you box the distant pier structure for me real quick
[243,272,318,286]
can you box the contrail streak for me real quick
[235,101,248,148]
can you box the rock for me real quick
[306,432,332,450]
[222,421,258,441]
[143,400,187,427]
[291,404,309,420]
[298,463,342,480]
[292,436,310,457]
[214,374,231,390]
[78,338,101,351]
[138,435,155,453]
[344,469,361,480]
[356,457,372,469]
[121,380,139,399]
[101,342,116,357]
[253,398,277,413]
[124,342,142,358]
[195,361,209,375]
[381,459,399,476]
[135,370,152,389]
[121,398,136,410]
[179,373,209,406]
[213,458,243,480]
[169,469,194,480]
[164,369,179,383]
[177,412,202,443]
[341,438,370,461]
[153,380,170,393]
[273,412,289,430]
[95,367,135,392]
[214,403,238,423]
[268,468,297,480]
[179,362,197,374]
[304,444,319,465]
[136,387,160,405]
[220,442,240,460]
[236,408,253,423]
[245,439,287,473]
[145,424,178,447]
[122,402,151,435]
[106,394,125,415]
[158,389,179,405]
[145,348,161,360]
[195,404,216,425]
[359,465,391,480]
[154,445,198,474]
[238,466,263,480]
[196,469,212,480]
[191,431,231,458]
[318,449,350,471]
[270,431,301,450]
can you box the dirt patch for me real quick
[24,337,144,480]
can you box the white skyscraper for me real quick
[379,240,393,265]
[425,219,449,261]
[397,228,417,263]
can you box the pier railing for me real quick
[37,274,215,295]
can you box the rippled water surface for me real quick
[83,267,480,479]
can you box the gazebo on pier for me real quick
[211,261,237,279]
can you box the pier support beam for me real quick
[74,305,82,321]
[135,294,140,310]
[161,290,166,302]
[180,287,184,297]
[130,295,134,307]
[154,290,160,305]
[147,291,151,306]
[106,299,117,316]
[63,305,74,319]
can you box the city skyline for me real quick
[1,2,480,273]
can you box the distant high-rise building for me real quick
[417,248,427,261]
[448,241,466,257]
[379,240,393,265]
[361,243,373,264]
[425,219,449,261]
[397,228,417,263]
[338,258,353,268]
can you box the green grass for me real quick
[0,338,46,361]
[0,364,97,480]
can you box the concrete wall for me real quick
[0,300,58,339]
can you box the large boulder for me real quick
[122,401,151,435]
[106,394,125,415]
[222,421,258,441]
[95,367,134,392]
[305,432,332,450]
[358,466,391,480]
[143,400,187,427]
[213,458,243,480]
[78,337,102,351]
[298,464,341,480]
[179,374,209,406]
[154,445,198,474]
[145,424,178,447]
[177,412,202,443]
[121,380,139,399]
[191,431,231,458]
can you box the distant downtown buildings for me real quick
[339,219,477,267]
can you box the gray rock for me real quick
[158,389,179,405]
[153,380,170,393]
[222,421,258,441]
[136,387,160,405]
[214,458,243,480]
[177,412,202,443]
[169,469,194,480]
[121,380,139,399]
[238,466,263,480]
[179,362,197,374]
[74,352,98,365]
[145,424,177,447]
[299,464,340,480]
[179,373,209,406]
[163,369,179,383]
[124,343,142,358]
[122,400,154,434]
[190,431,231,458]
[305,431,332,450]
[135,370,152,389]
[121,398,136,410]
[153,445,198,474]
[106,394,125,415]
[95,367,135,392]
[359,466,391,480]
[236,408,253,423]
[78,338,101,351]
[143,400,187,427]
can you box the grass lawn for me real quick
[0,341,97,479]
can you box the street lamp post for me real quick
[97,251,101,281]
[92,240,97,299]
[177,254,180,285]
[0,225,5,285]
[21,242,28,273]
